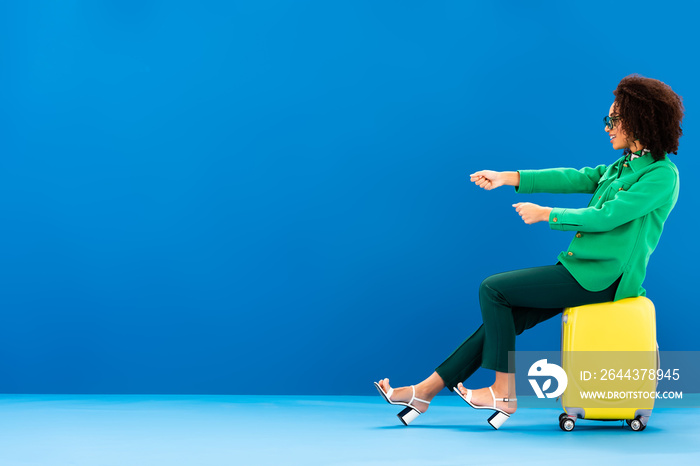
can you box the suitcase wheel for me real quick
[559,416,575,432]
[626,417,647,432]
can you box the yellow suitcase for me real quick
[559,297,658,432]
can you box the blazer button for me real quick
[553,217,558,222]
[598,196,602,199]
[568,252,574,256]
[619,187,624,191]
[575,233,582,238]
[623,163,629,167]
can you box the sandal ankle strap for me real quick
[488,386,516,405]
[410,385,430,405]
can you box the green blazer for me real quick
[516,152,679,301]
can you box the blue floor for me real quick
[1,395,698,465]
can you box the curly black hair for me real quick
[612,75,684,161]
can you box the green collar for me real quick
[628,151,656,172]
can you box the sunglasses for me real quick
[604,115,621,130]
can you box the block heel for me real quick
[397,407,421,426]
[487,411,510,429]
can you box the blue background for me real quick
[1,0,697,395]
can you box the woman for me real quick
[374,74,684,428]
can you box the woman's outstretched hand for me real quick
[470,170,504,190]
[470,170,520,190]
[512,202,553,224]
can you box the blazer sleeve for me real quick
[548,166,678,232]
[516,164,608,194]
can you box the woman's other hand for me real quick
[470,170,519,190]
[512,202,553,224]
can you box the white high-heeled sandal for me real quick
[454,385,516,429]
[374,381,430,425]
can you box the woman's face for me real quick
[605,102,633,151]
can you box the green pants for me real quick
[435,264,620,391]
